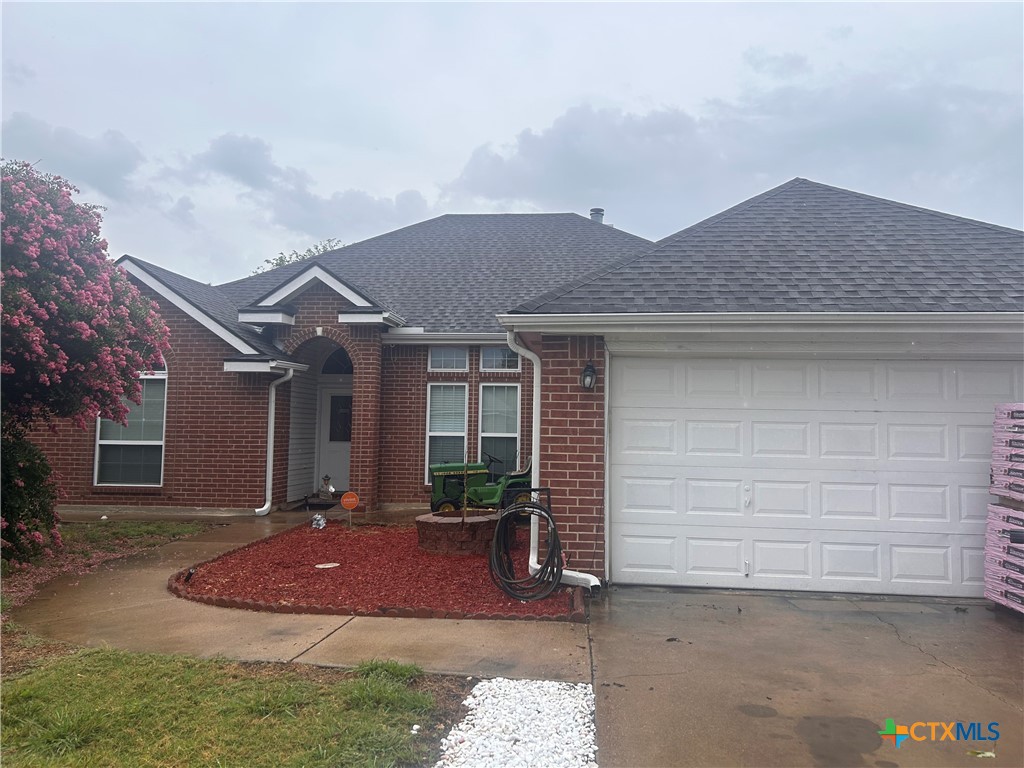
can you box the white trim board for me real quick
[258,265,373,308]
[119,259,260,355]
[497,311,1024,335]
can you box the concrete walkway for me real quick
[11,514,590,683]
[10,514,1024,767]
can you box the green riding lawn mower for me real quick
[429,451,533,514]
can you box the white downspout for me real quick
[506,331,601,590]
[255,368,294,515]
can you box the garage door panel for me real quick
[609,356,1024,596]
[611,522,986,595]
[613,409,992,475]
[612,466,987,533]
[611,359,1018,413]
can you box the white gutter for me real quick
[255,368,294,515]
[506,331,601,590]
[498,311,1024,335]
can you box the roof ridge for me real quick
[794,178,1024,236]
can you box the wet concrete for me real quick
[11,513,587,682]
[590,586,1023,767]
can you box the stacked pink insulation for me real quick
[985,403,1024,613]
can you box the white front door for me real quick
[609,357,1023,597]
[317,388,352,492]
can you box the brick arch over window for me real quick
[286,326,382,512]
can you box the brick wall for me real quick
[35,277,537,515]
[539,335,606,578]
[280,283,382,511]
[32,291,281,509]
[378,345,535,505]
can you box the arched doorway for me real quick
[316,347,353,492]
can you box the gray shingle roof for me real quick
[120,256,279,357]
[513,179,1024,315]
[218,213,653,332]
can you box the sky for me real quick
[2,1,1022,284]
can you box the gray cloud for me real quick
[167,195,197,228]
[174,132,430,242]
[1,112,147,201]
[178,133,295,190]
[3,59,35,87]
[444,75,1023,238]
[743,48,811,79]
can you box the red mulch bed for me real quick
[169,522,584,622]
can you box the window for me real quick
[480,384,520,473]
[95,368,167,486]
[480,346,520,372]
[426,383,467,478]
[428,346,468,371]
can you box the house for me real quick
[38,178,1023,598]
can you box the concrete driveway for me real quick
[589,586,1023,768]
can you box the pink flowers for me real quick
[1,160,170,430]
[2,160,168,564]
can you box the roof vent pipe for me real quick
[589,207,605,224]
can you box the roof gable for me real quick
[513,178,1024,315]
[251,263,378,309]
[117,256,274,356]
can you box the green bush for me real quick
[1,431,62,564]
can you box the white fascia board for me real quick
[258,266,372,308]
[120,260,260,355]
[497,311,1024,336]
[223,360,310,373]
[238,310,295,325]
[384,329,509,346]
[337,311,403,327]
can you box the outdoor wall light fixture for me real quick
[580,360,597,391]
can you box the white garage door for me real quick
[609,358,1023,596]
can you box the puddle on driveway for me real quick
[795,716,882,767]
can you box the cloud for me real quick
[167,195,197,228]
[444,74,1024,237]
[173,132,431,242]
[743,48,811,79]
[3,59,35,87]
[177,133,296,190]
[1,112,148,202]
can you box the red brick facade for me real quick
[31,291,279,509]
[36,281,538,517]
[538,335,607,578]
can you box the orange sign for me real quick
[340,491,360,510]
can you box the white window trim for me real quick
[480,346,521,372]
[94,369,168,487]
[428,346,469,372]
[478,383,521,472]
[425,382,469,483]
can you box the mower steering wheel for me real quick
[482,451,503,469]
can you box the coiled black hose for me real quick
[488,500,563,601]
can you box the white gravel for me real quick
[435,677,598,768]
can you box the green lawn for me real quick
[2,520,464,766]
[2,653,445,767]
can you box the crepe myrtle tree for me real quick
[0,160,170,563]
